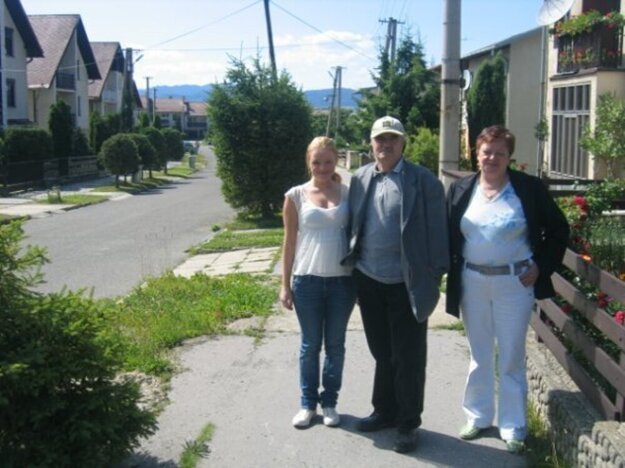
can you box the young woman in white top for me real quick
[280,136,355,429]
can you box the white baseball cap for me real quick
[370,116,405,139]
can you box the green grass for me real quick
[433,320,465,333]
[105,272,277,376]
[153,165,195,178]
[225,212,283,230]
[94,177,172,193]
[525,402,568,467]
[179,423,215,468]
[189,228,283,255]
[37,193,109,206]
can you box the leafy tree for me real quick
[127,133,156,178]
[49,100,74,157]
[90,112,122,153]
[580,92,625,178]
[357,34,440,140]
[137,112,151,130]
[208,58,312,217]
[100,134,139,187]
[142,127,167,173]
[466,52,506,169]
[404,127,439,174]
[161,127,185,162]
[0,221,156,466]
[153,114,162,129]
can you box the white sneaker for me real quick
[322,407,340,427]
[292,409,316,428]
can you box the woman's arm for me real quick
[280,196,298,310]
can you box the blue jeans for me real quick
[291,275,356,409]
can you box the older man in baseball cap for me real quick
[342,115,449,453]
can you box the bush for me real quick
[142,127,166,171]
[49,100,74,158]
[72,127,92,156]
[0,221,156,466]
[161,127,185,161]
[100,134,139,187]
[3,127,53,162]
[127,133,156,177]
[405,127,439,173]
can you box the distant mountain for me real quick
[139,84,362,109]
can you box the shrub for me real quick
[0,221,156,466]
[49,100,74,158]
[142,127,166,171]
[72,127,92,156]
[127,133,157,177]
[100,134,139,187]
[404,127,439,173]
[3,127,53,162]
[161,127,185,161]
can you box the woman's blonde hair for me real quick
[306,136,341,183]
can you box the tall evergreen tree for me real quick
[466,52,506,169]
[49,100,74,158]
[208,58,312,218]
[357,35,440,141]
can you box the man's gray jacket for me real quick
[342,159,450,322]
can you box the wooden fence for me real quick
[533,248,625,420]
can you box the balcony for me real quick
[55,72,76,90]
[556,23,623,73]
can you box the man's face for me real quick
[371,133,404,170]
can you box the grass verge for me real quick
[179,423,215,468]
[153,165,195,178]
[224,212,282,230]
[189,228,283,254]
[37,193,109,206]
[94,177,172,193]
[105,272,277,376]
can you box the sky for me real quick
[20,0,549,91]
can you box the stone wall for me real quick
[527,331,625,467]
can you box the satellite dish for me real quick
[537,0,575,26]
[461,69,472,91]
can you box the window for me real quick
[6,79,15,108]
[77,95,81,117]
[76,59,80,80]
[5,28,14,57]
[550,84,591,178]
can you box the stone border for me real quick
[526,330,625,467]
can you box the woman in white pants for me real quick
[446,125,569,453]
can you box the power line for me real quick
[143,0,262,51]
[271,0,374,60]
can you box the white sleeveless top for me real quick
[285,182,351,277]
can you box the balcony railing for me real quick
[556,23,623,73]
[55,71,76,90]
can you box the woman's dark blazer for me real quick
[445,169,570,317]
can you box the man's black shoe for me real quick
[356,412,395,432]
[393,428,418,453]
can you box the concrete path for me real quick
[122,248,527,467]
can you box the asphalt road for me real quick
[22,146,234,298]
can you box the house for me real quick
[140,95,188,131]
[88,41,124,115]
[545,0,625,179]
[1,0,43,126]
[26,14,100,130]
[458,28,544,174]
[186,101,207,140]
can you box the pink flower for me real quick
[615,311,625,325]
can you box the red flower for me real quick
[561,303,573,314]
[615,311,625,325]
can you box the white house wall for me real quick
[3,6,29,123]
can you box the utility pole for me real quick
[379,17,404,63]
[325,66,343,140]
[144,76,153,122]
[439,0,461,187]
[263,0,277,80]
[123,47,135,130]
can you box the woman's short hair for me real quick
[306,136,341,183]
[476,125,516,156]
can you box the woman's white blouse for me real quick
[286,183,351,277]
[460,182,533,266]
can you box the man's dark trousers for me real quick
[353,268,428,431]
